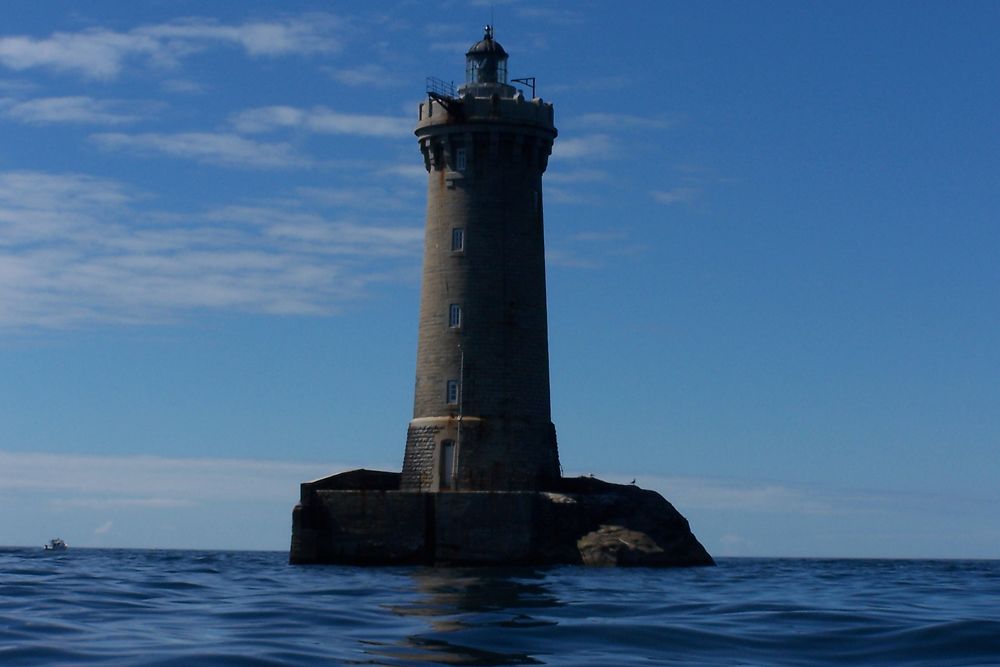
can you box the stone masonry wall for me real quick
[401,422,442,490]
[401,91,560,491]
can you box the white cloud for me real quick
[91,132,313,168]
[160,78,206,94]
[0,170,422,328]
[231,105,411,138]
[0,169,130,212]
[2,96,152,125]
[0,449,342,505]
[295,185,420,212]
[0,29,158,80]
[551,134,614,160]
[378,164,427,181]
[544,186,598,205]
[651,186,700,205]
[429,41,470,54]
[570,230,627,242]
[136,14,341,57]
[329,63,397,87]
[546,75,630,95]
[545,248,602,269]
[664,476,837,514]
[597,473,912,517]
[56,498,197,510]
[0,14,342,80]
[515,7,584,24]
[570,112,673,130]
[546,168,608,184]
[0,78,37,94]
[94,520,114,535]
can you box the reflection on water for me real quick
[369,568,560,665]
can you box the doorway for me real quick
[440,440,455,489]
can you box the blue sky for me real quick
[1,1,998,558]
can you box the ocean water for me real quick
[1,549,999,666]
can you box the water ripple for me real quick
[1,550,999,665]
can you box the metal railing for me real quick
[426,76,456,99]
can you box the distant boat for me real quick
[44,538,68,551]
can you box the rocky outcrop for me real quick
[537,478,713,566]
[291,471,713,567]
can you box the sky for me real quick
[1,1,998,558]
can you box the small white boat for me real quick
[44,538,68,551]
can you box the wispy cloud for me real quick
[0,14,342,80]
[545,186,599,206]
[546,227,634,269]
[1,96,154,125]
[651,186,700,205]
[54,498,197,510]
[546,75,630,95]
[91,132,313,168]
[551,134,614,160]
[230,105,410,138]
[570,112,674,130]
[379,164,427,181]
[546,168,609,184]
[205,204,422,252]
[160,78,206,94]
[515,7,585,25]
[545,248,603,269]
[0,448,376,549]
[661,475,838,514]
[328,63,398,87]
[137,15,342,57]
[594,472,982,518]
[0,170,421,329]
[0,449,344,506]
[428,41,471,54]
[295,185,421,212]
[570,230,627,242]
[0,78,37,94]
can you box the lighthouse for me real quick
[402,26,561,493]
[290,28,712,567]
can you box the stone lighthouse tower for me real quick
[401,26,561,492]
[290,28,712,568]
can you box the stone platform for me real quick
[290,470,713,567]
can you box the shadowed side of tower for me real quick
[401,29,560,492]
[289,27,713,568]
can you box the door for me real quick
[440,440,455,489]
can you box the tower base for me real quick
[290,470,713,567]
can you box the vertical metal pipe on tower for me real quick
[401,26,561,492]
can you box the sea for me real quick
[1,549,999,666]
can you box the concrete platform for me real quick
[290,470,714,567]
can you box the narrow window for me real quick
[440,440,455,489]
[446,379,459,405]
[449,303,462,328]
[451,227,464,252]
[455,147,467,171]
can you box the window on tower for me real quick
[451,228,465,252]
[449,304,462,328]
[455,147,467,172]
[446,380,459,405]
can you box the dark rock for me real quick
[291,470,713,567]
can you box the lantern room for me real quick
[464,25,508,87]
